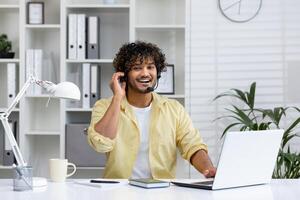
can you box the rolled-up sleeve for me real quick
[175,102,208,163]
[87,99,116,153]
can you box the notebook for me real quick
[129,178,170,188]
[172,130,284,190]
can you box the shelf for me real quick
[66,108,92,112]
[135,25,185,30]
[0,59,20,63]
[66,59,113,63]
[0,108,19,112]
[163,94,185,99]
[66,4,129,8]
[26,131,60,135]
[0,5,19,9]
[0,165,13,169]
[25,24,61,29]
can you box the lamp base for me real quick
[32,177,47,188]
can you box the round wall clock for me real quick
[218,0,262,23]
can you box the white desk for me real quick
[0,179,299,200]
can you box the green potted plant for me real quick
[213,82,300,178]
[0,34,15,58]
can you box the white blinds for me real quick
[186,0,300,177]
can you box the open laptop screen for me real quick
[173,130,284,190]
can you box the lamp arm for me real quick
[0,75,38,167]
[4,75,36,117]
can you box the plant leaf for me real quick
[247,82,256,109]
[285,117,300,136]
[230,89,248,105]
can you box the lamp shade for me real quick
[53,82,81,100]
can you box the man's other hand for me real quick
[203,167,216,178]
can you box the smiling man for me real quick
[87,41,216,179]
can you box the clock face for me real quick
[219,0,262,23]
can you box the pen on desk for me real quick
[90,179,120,184]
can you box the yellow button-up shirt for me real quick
[87,93,207,179]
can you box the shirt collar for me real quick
[120,92,167,113]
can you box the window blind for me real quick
[186,0,300,177]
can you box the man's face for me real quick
[127,57,157,94]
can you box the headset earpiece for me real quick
[119,68,129,82]
[157,73,161,79]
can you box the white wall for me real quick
[186,0,300,178]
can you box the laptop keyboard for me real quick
[192,180,214,185]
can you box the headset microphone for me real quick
[145,78,160,93]
[145,86,155,92]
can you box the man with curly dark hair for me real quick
[88,41,216,179]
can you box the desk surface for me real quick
[0,179,299,200]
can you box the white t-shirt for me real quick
[130,104,152,179]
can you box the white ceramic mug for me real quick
[49,159,76,182]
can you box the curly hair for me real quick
[113,41,166,79]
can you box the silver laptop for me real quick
[172,129,284,190]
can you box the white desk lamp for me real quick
[0,74,80,188]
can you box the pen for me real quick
[90,179,120,184]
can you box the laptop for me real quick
[172,129,284,190]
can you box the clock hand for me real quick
[238,0,242,14]
[223,0,242,12]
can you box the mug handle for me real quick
[66,162,76,177]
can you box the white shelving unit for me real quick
[0,0,188,178]
[0,0,21,173]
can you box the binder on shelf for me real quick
[90,64,100,107]
[0,124,4,165]
[68,14,77,60]
[26,49,35,95]
[34,49,43,95]
[66,66,81,108]
[7,63,16,107]
[3,120,17,166]
[3,150,14,166]
[87,16,99,59]
[0,63,16,107]
[26,49,43,95]
[77,14,86,60]
[82,63,91,108]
